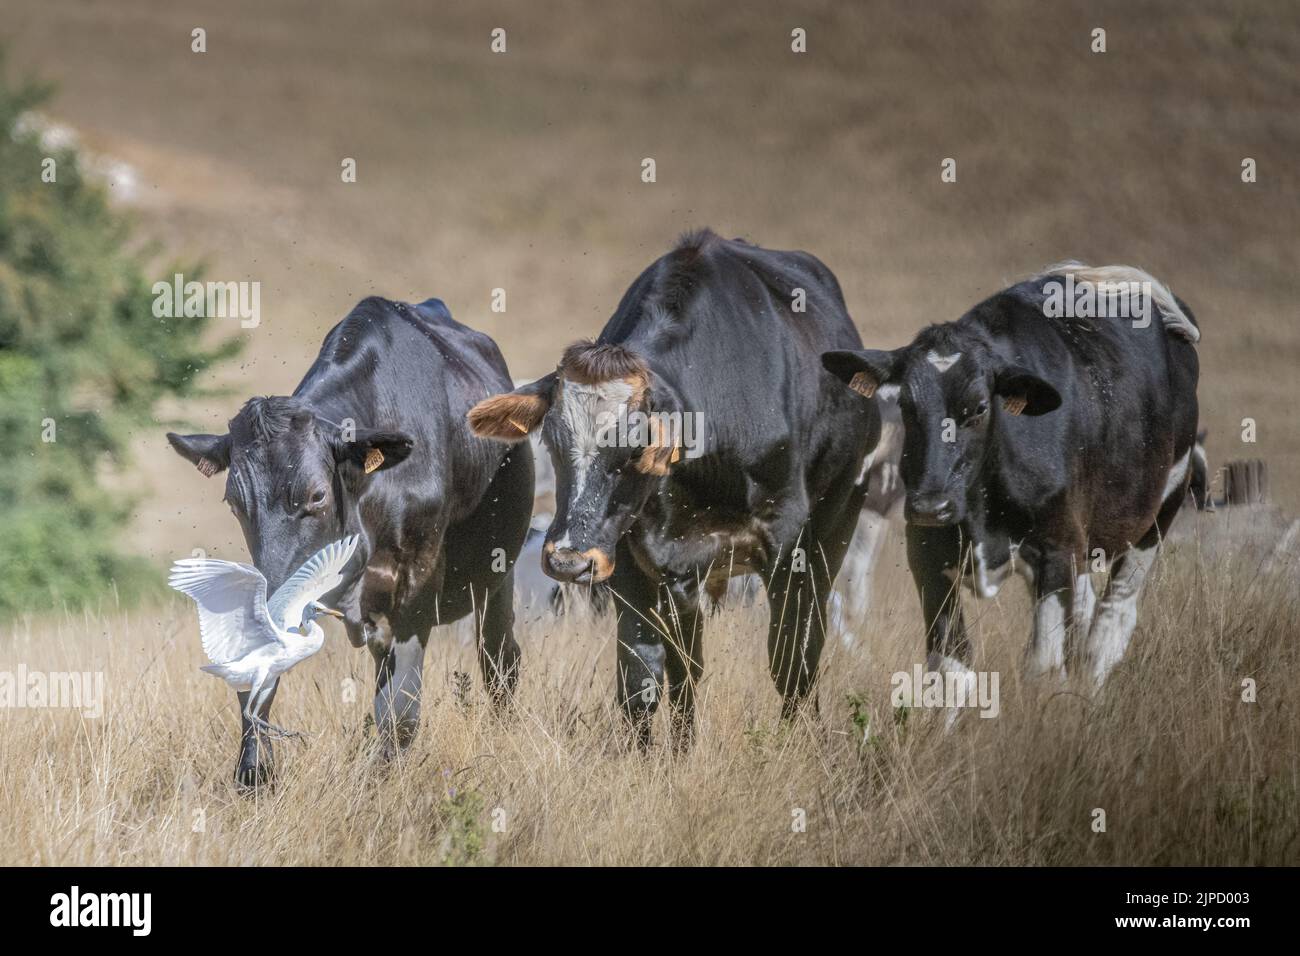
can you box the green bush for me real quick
[0,58,238,616]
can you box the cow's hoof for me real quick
[620,719,654,754]
[234,760,275,795]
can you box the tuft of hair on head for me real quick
[232,395,314,444]
[559,340,649,386]
[675,227,719,253]
[468,391,548,442]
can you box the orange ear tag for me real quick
[849,371,877,398]
[364,448,385,473]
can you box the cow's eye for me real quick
[963,401,989,427]
[301,488,328,515]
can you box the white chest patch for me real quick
[926,350,962,373]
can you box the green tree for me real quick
[0,60,238,616]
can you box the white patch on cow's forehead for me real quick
[557,377,636,498]
[925,350,962,373]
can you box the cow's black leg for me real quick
[609,545,665,750]
[235,682,277,792]
[905,522,969,667]
[661,576,703,750]
[477,574,521,707]
[371,631,428,758]
[764,531,832,720]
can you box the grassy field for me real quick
[2,508,1295,865]
[1,1,1297,864]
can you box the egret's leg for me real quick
[245,677,301,740]
[235,679,278,790]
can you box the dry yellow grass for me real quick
[3,508,1296,866]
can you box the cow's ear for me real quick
[636,414,682,476]
[993,365,1061,416]
[822,349,901,399]
[335,429,414,474]
[634,377,687,476]
[468,373,555,442]
[167,432,231,477]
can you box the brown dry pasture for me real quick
[1,1,1298,864]
[2,511,1297,865]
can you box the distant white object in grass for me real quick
[168,535,360,738]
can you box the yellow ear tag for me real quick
[849,371,877,398]
[364,448,385,473]
[669,446,682,464]
[1002,396,1027,416]
[507,418,529,434]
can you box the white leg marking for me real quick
[838,513,888,648]
[1072,572,1097,639]
[925,652,976,732]
[1085,541,1159,686]
[1027,588,1069,680]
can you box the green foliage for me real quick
[437,785,487,866]
[0,58,239,616]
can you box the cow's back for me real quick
[978,279,1200,546]
[599,231,869,461]
[298,296,521,523]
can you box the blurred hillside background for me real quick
[1,0,1297,609]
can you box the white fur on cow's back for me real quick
[1037,261,1200,344]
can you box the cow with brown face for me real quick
[168,296,532,788]
[469,230,880,747]
[824,264,1201,689]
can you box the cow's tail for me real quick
[1040,261,1200,344]
[1189,428,1213,511]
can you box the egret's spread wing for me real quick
[168,559,277,664]
[266,535,360,629]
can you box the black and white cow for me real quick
[168,296,532,786]
[823,264,1200,687]
[469,230,879,746]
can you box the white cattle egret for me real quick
[169,535,360,738]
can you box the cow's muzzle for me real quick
[906,493,959,527]
[543,543,614,584]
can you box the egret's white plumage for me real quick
[169,535,360,737]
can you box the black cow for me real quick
[168,296,532,786]
[823,264,1200,688]
[468,230,879,746]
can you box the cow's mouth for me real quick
[543,542,615,584]
[905,497,959,527]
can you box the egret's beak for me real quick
[312,602,345,620]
